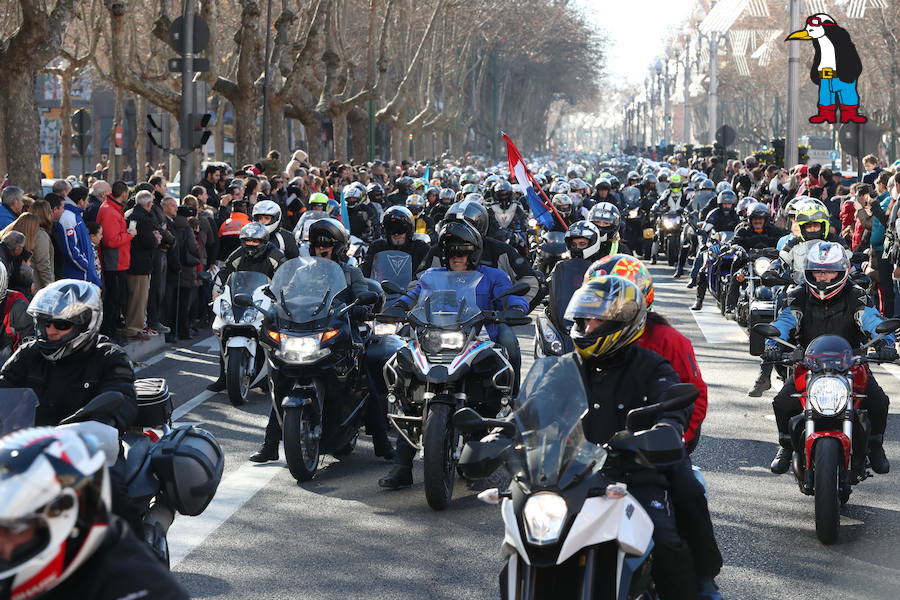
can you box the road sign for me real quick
[828,150,840,160]
[168,57,210,73]
[806,148,836,166]
[715,125,736,148]
[169,15,210,54]
[71,109,90,134]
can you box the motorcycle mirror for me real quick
[760,272,789,287]
[752,323,781,339]
[661,383,698,412]
[381,280,405,295]
[633,426,686,468]
[875,318,900,335]
[356,291,379,306]
[232,293,254,308]
[58,392,124,426]
[496,281,530,299]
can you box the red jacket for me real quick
[96,197,133,271]
[636,319,708,447]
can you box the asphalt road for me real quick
[138,264,900,599]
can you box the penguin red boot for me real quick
[808,104,837,124]
[839,105,867,123]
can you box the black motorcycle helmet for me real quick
[308,218,349,262]
[641,173,657,189]
[443,199,489,238]
[493,179,514,209]
[367,182,385,203]
[239,221,270,259]
[438,187,456,205]
[717,190,737,211]
[438,221,483,270]
[394,176,415,194]
[382,205,414,242]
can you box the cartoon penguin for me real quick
[786,13,866,124]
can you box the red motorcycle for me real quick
[754,319,900,544]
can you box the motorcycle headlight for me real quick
[753,257,772,276]
[539,320,563,353]
[374,322,400,336]
[662,217,678,229]
[807,376,850,417]
[528,218,537,228]
[628,208,640,218]
[240,307,258,324]
[277,334,330,363]
[523,492,568,545]
[420,330,465,354]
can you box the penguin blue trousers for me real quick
[818,77,860,106]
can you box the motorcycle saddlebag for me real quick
[135,378,173,427]
[748,302,775,356]
[151,425,224,516]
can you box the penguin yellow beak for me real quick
[786,29,812,40]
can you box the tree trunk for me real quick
[1,69,43,193]
[135,95,148,182]
[391,123,406,163]
[267,97,288,164]
[214,101,226,161]
[59,72,73,178]
[109,86,125,182]
[331,110,348,162]
[0,96,6,178]
[303,118,325,166]
[348,107,368,162]
[233,95,260,167]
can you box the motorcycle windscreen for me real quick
[621,187,641,210]
[371,250,413,293]
[0,388,39,436]
[547,258,591,332]
[270,257,348,322]
[227,271,271,321]
[513,356,606,489]
[408,269,482,328]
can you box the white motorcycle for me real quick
[454,356,698,599]
[212,271,272,406]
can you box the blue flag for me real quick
[525,186,554,230]
[424,166,431,182]
[340,190,350,228]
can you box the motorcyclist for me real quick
[564,275,707,600]
[656,173,688,213]
[293,192,332,244]
[421,199,542,309]
[377,221,528,490]
[424,185,440,209]
[549,193,578,231]
[488,180,528,250]
[405,194,436,243]
[0,428,189,600]
[583,255,722,597]
[591,178,615,208]
[250,218,392,462]
[724,202,786,318]
[0,280,141,533]
[689,191,740,309]
[344,183,380,243]
[361,206,430,277]
[252,200,299,259]
[587,202,631,256]
[427,188,456,222]
[768,202,844,285]
[764,241,893,475]
[385,176,414,208]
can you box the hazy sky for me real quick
[577,0,695,86]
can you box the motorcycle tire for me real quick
[667,236,679,266]
[283,406,320,482]
[423,403,456,511]
[650,241,658,265]
[226,349,250,407]
[813,437,842,545]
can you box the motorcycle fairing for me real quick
[557,494,654,564]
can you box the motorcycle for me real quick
[378,270,530,510]
[0,383,224,567]
[533,231,568,277]
[212,271,272,406]
[236,256,378,482]
[453,356,698,599]
[533,258,590,358]
[754,320,900,544]
[652,209,684,267]
[621,187,644,252]
[369,249,413,309]
[701,231,736,313]
[731,248,779,345]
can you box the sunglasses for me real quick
[39,318,74,331]
[313,240,338,248]
[806,16,833,26]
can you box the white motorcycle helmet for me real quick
[0,427,112,597]
[252,200,283,235]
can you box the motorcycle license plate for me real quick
[643,228,655,239]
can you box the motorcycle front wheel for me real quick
[283,406,320,482]
[226,349,251,406]
[423,404,456,510]
[666,236,679,266]
[814,437,842,545]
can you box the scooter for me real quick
[236,256,379,482]
[453,356,698,599]
[212,271,272,406]
[378,272,530,510]
[755,319,900,544]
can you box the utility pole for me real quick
[785,0,801,168]
[708,32,719,145]
[663,60,671,147]
[683,45,691,144]
[178,0,196,193]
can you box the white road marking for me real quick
[172,390,216,421]
[134,336,217,373]
[168,458,285,568]
[689,305,749,344]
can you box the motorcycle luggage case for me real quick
[135,378,172,427]
[748,302,776,356]
[151,425,224,516]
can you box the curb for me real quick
[123,334,168,364]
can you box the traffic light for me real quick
[147,114,165,149]
[71,134,91,155]
[189,113,211,149]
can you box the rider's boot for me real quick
[379,440,415,489]
[868,434,890,474]
[687,276,698,288]
[747,363,773,397]
[691,290,705,311]
[770,434,793,474]
[249,442,280,463]
[206,356,226,392]
[698,578,723,600]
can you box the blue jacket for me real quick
[400,266,528,340]
[869,192,891,252]
[55,201,101,286]
[0,205,16,229]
